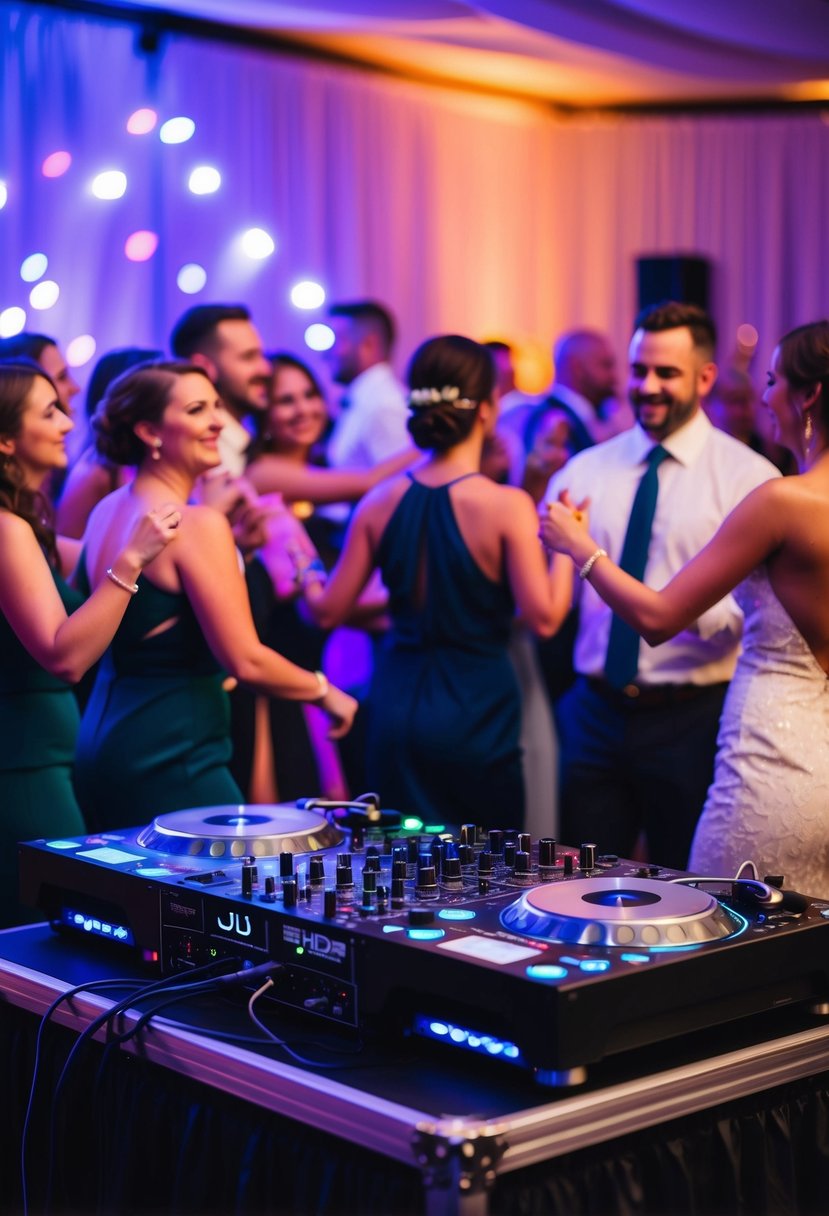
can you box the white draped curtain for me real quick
[2,2,828,395]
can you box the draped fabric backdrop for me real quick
[1,1,828,405]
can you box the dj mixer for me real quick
[18,798,829,1086]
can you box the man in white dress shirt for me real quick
[544,302,778,869]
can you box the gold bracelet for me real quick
[106,567,139,595]
[578,548,607,581]
[312,669,329,703]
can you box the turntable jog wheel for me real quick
[136,804,345,858]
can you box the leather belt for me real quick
[584,676,728,710]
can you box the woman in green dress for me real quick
[74,361,357,830]
[0,362,180,926]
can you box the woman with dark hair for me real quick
[541,320,829,897]
[0,363,178,925]
[56,346,162,537]
[73,361,357,830]
[301,335,570,828]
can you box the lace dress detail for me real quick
[689,567,829,898]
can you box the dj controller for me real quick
[18,798,829,1086]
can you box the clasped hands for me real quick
[538,490,591,559]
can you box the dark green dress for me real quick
[74,562,242,832]
[366,474,524,829]
[0,569,86,928]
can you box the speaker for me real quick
[636,255,710,313]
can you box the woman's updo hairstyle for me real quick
[406,335,494,454]
[93,360,206,466]
[777,320,829,428]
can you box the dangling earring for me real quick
[151,438,162,462]
[804,411,814,458]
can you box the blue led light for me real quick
[46,839,81,850]
[407,928,446,941]
[559,955,585,967]
[438,909,476,921]
[526,963,568,981]
[382,924,405,933]
[620,953,651,965]
[413,1015,523,1068]
[579,959,611,973]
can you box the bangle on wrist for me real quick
[311,669,329,704]
[106,567,139,596]
[578,548,607,581]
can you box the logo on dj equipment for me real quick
[283,924,346,963]
[216,911,252,937]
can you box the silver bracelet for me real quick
[106,567,139,595]
[578,548,607,581]
[312,669,329,704]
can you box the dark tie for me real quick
[603,445,670,689]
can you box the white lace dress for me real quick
[689,568,829,899]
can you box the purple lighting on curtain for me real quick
[125,230,159,262]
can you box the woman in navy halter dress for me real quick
[302,335,571,829]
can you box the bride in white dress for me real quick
[540,320,829,899]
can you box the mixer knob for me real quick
[364,852,381,873]
[503,841,517,868]
[279,851,294,878]
[488,830,504,856]
[580,843,597,872]
[362,869,377,894]
[283,877,297,908]
[478,850,493,875]
[563,854,575,877]
[442,856,463,888]
[309,856,326,886]
[416,864,439,900]
[241,865,254,899]
[391,875,406,908]
[538,838,557,867]
[323,888,337,918]
[407,837,421,864]
[336,855,354,889]
[460,823,477,847]
[514,849,531,874]
[458,843,475,868]
[409,906,435,926]
[518,833,532,854]
[263,875,277,903]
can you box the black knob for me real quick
[503,841,517,868]
[580,843,596,871]
[458,843,475,867]
[488,830,504,856]
[362,869,377,894]
[241,865,253,898]
[518,833,531,855]
[442,856,462,885]
[478,850,493,875]
[283,877,297,907]
[309,856,326,886]
[336,855,354,888]
[323,888,337,918]
[279,851,294,878]
[264,874,276,901]
[364,849,381,872]
[539,838,557,867]
[460,823,477,847]
[416,863,439,899]
[391,875,406,907]
[563,854,575,877]
[514,850,531,874]
[409,906,435,926]
[407,837,421,864]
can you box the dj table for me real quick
[2,923,829,1216]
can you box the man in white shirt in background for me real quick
[544,302,779,870]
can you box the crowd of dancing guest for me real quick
[2,301,828,928]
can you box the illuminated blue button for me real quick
[138,867,173,877]
[47,840,81,850]
[559,955,585,967]
[579,959,610,973]
[620,952,651,965]
[526,964,568,981]
[438,909,476,921]
[407,928,446,941]
[382,924,405,934]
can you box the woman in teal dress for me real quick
[74,361,357,831]
[301,335,572,828]
[0,363,180,926]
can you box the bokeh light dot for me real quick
[29,280,60,310]
[124,230,159,262]
[42,151,72,178]
[736,323,759,349]
[0,181,7,210]
[66,335,97,368]
[127,108,158,135]
[188,166,221,195]
[0,307,26,338]
[304,323,335,352]
[241,227,275,259]
[177,263,207,294]
[290,280,326,310]
[160,116,196,144]
[20,253,48,283]
[91,170,127,200]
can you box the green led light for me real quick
[423,823,445,834]
[295,946,305,955]
[402,816,424,831]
